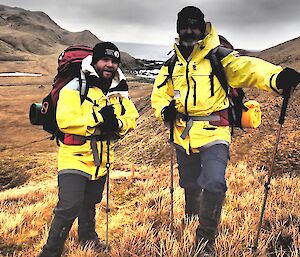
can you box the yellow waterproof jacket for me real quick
[151,23,283,154]
[56,68,139,180]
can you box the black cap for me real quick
[177,6,206,33]
[92,42,121,64]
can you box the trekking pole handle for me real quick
[279,87,291,124]
[169,100,176,143]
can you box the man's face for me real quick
[94,57,119,80]
[179,25,204,48]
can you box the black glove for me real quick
[276,68,300,96]
[162,100,177,123]
[99,105,119,132]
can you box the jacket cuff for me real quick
[270,72,283,95]
[161,107,167,122]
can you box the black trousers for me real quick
[54,172,107,223]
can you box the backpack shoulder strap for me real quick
[206,46,233,95]
[79,70,90,104]
[157,53,178,89]
[166,53,178,79]
[214,46,234,60]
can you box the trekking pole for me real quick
[170,122,174,232]
[252,87,292,255]
[169,101,176,233]
[105,139,111,253]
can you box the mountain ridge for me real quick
[0,4,138,69]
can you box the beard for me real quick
[92,62,118,93]
[180,33,204,48]
[98,68,117,81]
[86,75,113,94]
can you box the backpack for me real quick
[159,35,248,130]
[29,45,93,139]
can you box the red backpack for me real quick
[29,45,93,138]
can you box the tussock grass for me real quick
[0,161,299,256]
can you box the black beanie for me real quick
[92,42,121,64]
[177,6,206,33]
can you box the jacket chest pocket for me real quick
[172,74,186,100]
[190,74,213,106]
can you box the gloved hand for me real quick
[162,100,177,123]
[276,68,300,96]
[99,105,119,132]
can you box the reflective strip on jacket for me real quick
[56,77,139,180]
[151,23,283,154]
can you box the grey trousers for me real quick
[176,143,229,193]
[54,172,107,222]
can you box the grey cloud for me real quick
[0,0,299,49]
[205,0,300,25]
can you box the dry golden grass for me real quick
[0,79,300,256]
[0,160,299,257]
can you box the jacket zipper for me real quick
[192,77,196,105]
[184,61,190,116]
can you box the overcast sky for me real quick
[1,0,300,50]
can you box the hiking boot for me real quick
[183,188,202,225]
[197,252,216,257]
[80,237,111,252]
[195,237,216,257]
[38,216,73,257]
[78,205,110,251]
[195,190,225,257]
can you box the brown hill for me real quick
[254,37,300,70]
[0,4,138,79]
[0,5,99,56]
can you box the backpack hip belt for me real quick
[177,112,221,139]
[63,128,109,167]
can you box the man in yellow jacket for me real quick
[39,42,139,257]
[151,6,300,256]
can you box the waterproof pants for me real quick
[39,172,106,257]
[176,143,229,252]
[176,143,229,192]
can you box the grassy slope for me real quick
[1,158,299,256]
[0,79,299,256]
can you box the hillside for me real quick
[0,4,99,58]
[0,4,139,82]
[256,37,300,70]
